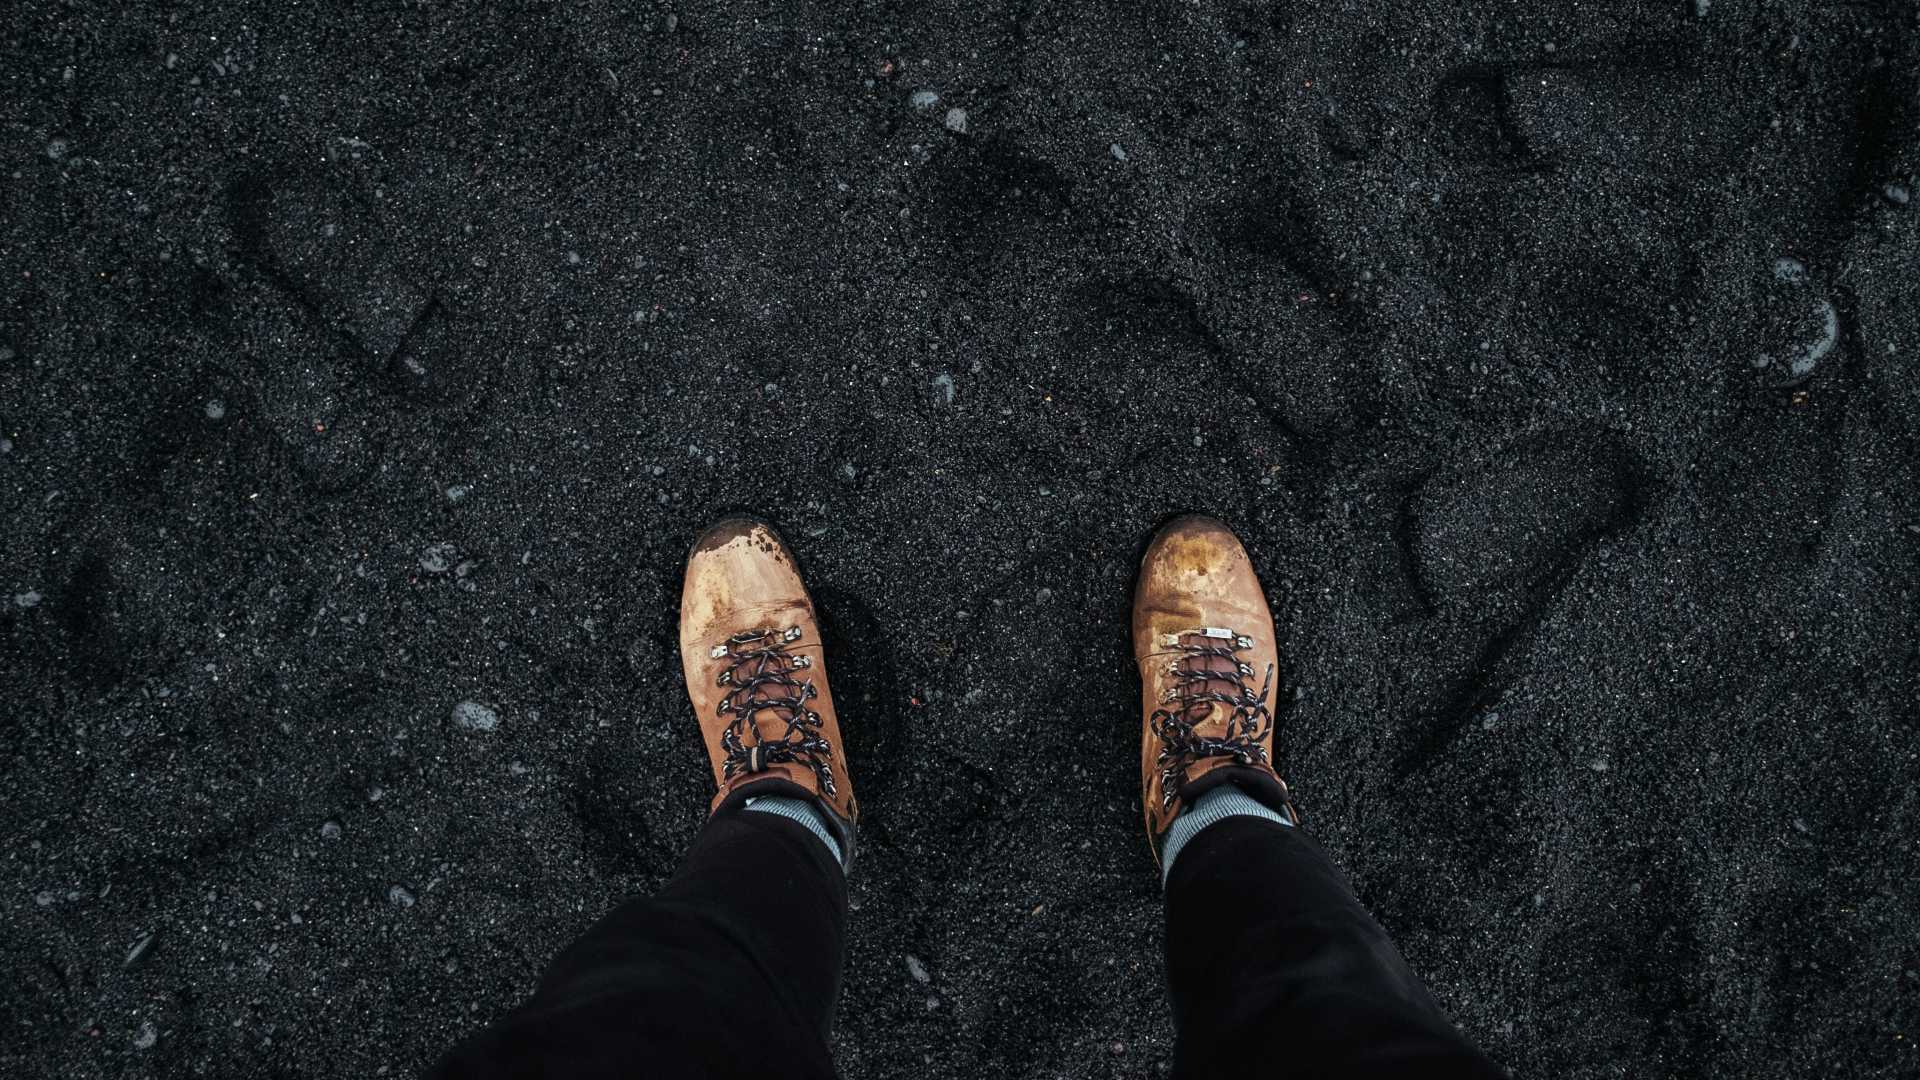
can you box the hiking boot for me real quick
[1133,514,1297,863]
[680,517,857,853]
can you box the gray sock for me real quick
[743,795,844,869]
[1160,784,1293,883]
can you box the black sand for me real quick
[4,1,1918,1076]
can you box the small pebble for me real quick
[929,373,956,407]
[1110,142,1128,162]
[1772,256,1807,284]
[943,108,968,134]
[909,90,940,110]
[1694,0,1711,15]
[125,932,156,968]
[14,590,41,608]
[46,138,69,161]
[446,484,470,503]
[319,821,342,841]
[1885,183,1911,207]
[1588,758,1609,772]
[133,1020,157,1051]
[837,462,858,482]
[387,884,416,908]
[204,399,226,421]
[419,543,457,574]
[453,700,499,731]
[905,954,930,983]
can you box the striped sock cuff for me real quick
[1160,784,1293,883]
[743,795,845,869]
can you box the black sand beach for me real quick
[4,1,1918,1076]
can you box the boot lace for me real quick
[712,626,837,798]
[1149,627,1273,808]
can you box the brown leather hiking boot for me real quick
[680,517,856,856]
[1133,515,1297,863]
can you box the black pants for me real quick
[433,805,1501,1078]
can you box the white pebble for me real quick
[944,108,968,134]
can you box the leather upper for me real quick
[679,519,858,832]
[1133,515,1292,860]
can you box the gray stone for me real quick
[929,373,956,407]
[387,884,416,908]
[125,931,156,968]
[453,700,499,731]
[419,543,457,573]
[909,90,940,110]
[905,954,930,983]
[944,108,968,134]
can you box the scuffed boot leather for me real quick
[680,517,857,861]
[1133,515,1298,863]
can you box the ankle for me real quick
[1159,784,1294,883]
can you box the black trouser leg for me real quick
[432,803,846,1080]
[1164,816,1503,1079]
